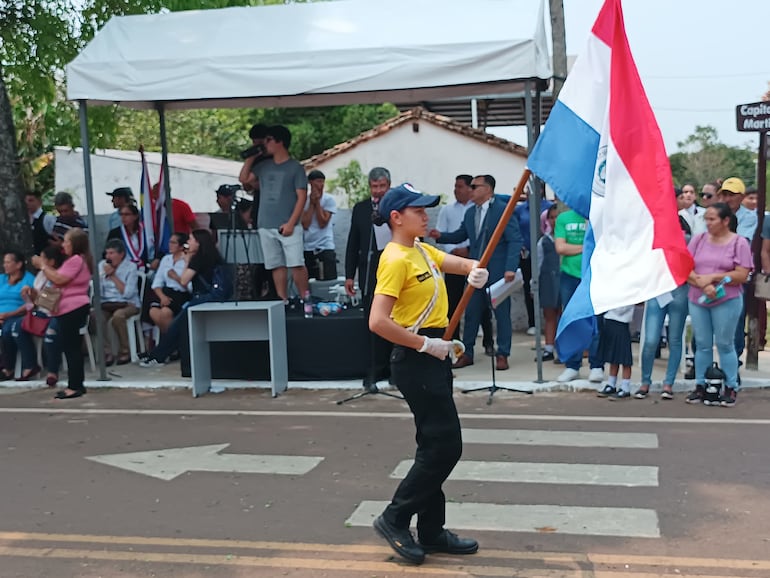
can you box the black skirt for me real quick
[598,318,632,366]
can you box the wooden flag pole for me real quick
[443,169,532,341]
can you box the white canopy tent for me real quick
[66,0,553,382]
[67,0,551,109]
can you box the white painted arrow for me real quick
[86,444,324,481]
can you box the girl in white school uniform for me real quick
[596,304,635,399]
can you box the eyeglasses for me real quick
[699,193,713,199]
[470,183,488,190]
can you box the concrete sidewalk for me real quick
[2,330,768,396]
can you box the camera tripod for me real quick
[461,286,533,405]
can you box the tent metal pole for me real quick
[78,100,109,381]
[156,104,174,231]
[524,81,544,383]
[471,98,478,129]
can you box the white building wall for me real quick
[312,121,528,208]
[55,147,243,215]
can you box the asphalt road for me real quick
[2,386,770,577]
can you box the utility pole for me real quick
[550,0,568,100]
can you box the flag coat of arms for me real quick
[527,0,693,360]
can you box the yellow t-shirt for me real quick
[375,241,448,329]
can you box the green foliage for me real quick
[326,160,370,207]
[670,125,756,187]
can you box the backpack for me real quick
[703,362,725,406]
[198,264,234,302]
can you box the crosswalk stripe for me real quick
[347,500,661,538]
[391,460,658,487]
[463,428,658,449]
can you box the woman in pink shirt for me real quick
[685,203,752,407]
[31,229,93,399]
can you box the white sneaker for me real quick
[556,368,580,382]
[526,326,536,336]
[588,367,604,382]
[139,358,165,368]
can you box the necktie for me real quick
[474,205,482,235]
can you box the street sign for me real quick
[87,444,324,481]
[736,101,770,132]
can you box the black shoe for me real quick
[373,515,425,564]
[484,343,495,357]
[419,529,479,555]
[535,351,555,362]
[685,385,704,404]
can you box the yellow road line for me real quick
[0,531,767,574]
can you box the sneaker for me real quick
[685,385,705,404]
[139,358,165,368]
[633,387,649,399]
[610,389,631,400]
[556,368,580,382]
[660,387,674,400]
[526,326,537,336]
[596,384,617,398]
[720,387,737,407]
[588,367,604,383]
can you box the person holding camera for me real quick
[99,239,141,366]
[301,170,338,280]
[240,125,311,312]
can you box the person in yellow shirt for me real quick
[368,183,488,565]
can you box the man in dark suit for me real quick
[344,167,393,390]
[429,174,522,371]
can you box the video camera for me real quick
[240,143,267,160]
[216,184,242,197]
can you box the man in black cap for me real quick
[106,187,134,230]
[301,169,338,280]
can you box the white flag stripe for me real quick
[463,429,658,449]
[391,460,658,487]
[347,500,660,538]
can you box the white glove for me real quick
[417,336,453,360]
[467,265,489,289]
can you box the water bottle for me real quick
[303,291,313,319]
[697,275,731,304]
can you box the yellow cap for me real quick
[718,177,746,195]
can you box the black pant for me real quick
[363,294,392,381]
[444,273,493,346]
[57,305,90,392]
[520,254,535,328]
[304,250,338,281]
[383,328,462,541]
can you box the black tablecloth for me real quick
[198,306,371,381]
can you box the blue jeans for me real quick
[688,296,743,389]
[559,273,601,371]
[1,314,37,371]
[461,287,512,360]
[44,316,62,374]
[641,284,689,386]
[734,284,748,358]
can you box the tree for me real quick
[669,125,756,187]
[326,160,370,207]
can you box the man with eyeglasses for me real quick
[429,174,523,371]
[698,182,718,209]
[106,187,134,230]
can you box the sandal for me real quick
[104,354,115,367]
[633,387,650,399]
[46,374,58,388]
[54,389,85,400]
[15,365,41,382]
[116,356,131,366]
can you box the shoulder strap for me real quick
[408,241,441,334]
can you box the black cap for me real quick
[106,187,133,198]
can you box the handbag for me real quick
[34,285,63,313]
[755,274,770,300]
[21,309,50,337]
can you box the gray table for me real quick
[187,301,287,397]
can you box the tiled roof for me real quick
[302,107,528,168]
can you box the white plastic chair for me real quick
[126,270,147,363]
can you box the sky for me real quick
[490,0,770,155]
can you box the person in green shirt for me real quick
[554,208,604,383]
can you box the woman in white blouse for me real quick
[149,232,191,334]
